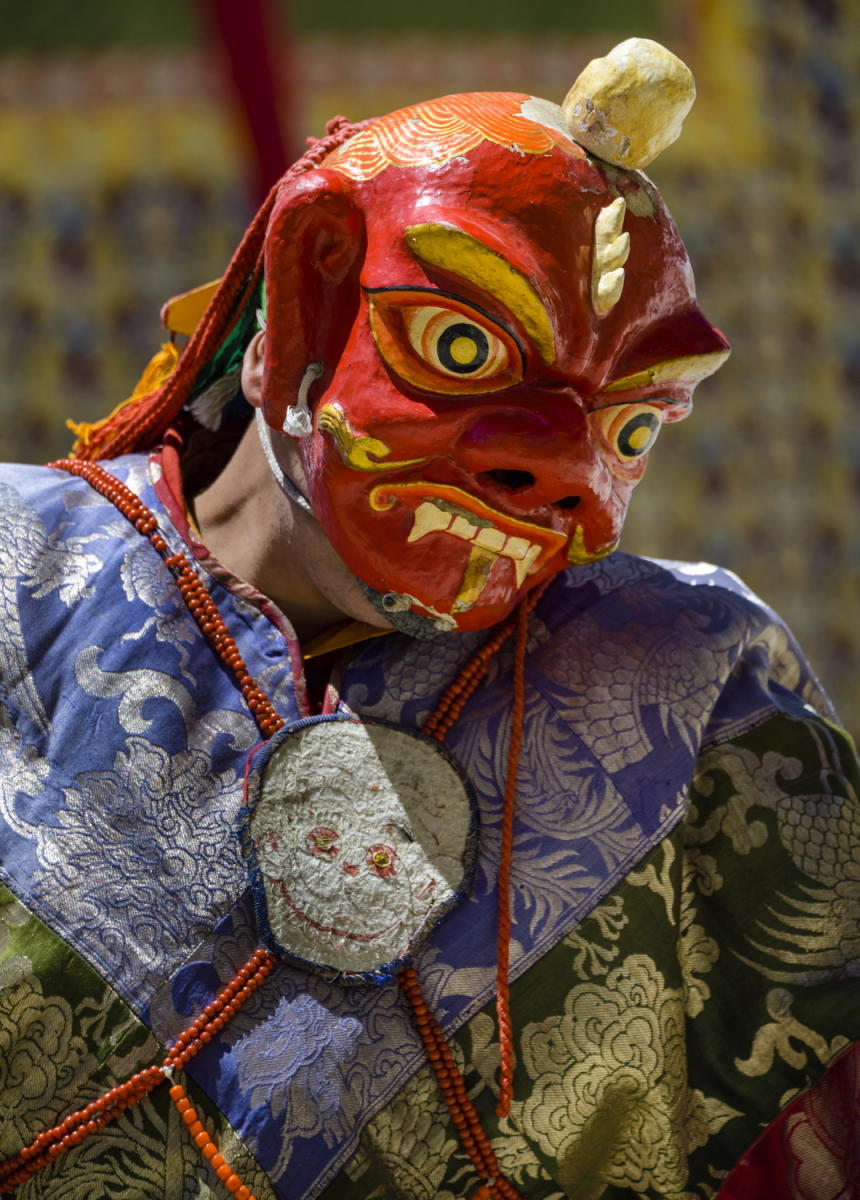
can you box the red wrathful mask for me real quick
[259,50,729,633]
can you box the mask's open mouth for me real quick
[369,481,567,613]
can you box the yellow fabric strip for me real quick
[302,620,391,660]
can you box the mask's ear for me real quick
[262,168,365,432]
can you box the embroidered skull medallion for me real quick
[241,716,477,983]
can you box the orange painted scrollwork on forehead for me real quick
[322,92,586,182]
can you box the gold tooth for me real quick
[452,546,498,612]
[407,501,453,543]
[566,525,618,565]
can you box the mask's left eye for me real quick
[595,403,664,463]
[368,291,524,394]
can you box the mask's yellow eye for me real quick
[403,308,509,379]
[595,404,664,462]
[368,290,524,394]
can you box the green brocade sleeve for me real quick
[0,886,275,1198]
[323,707,860,1200]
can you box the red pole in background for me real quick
[197,0,295,207]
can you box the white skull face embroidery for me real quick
[245,719,476,979]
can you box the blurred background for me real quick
[0,0,857,733]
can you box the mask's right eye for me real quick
[368,289,524,395]
[402,308,511,380]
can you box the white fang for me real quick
[407,500,542,584]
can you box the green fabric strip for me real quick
[188,280,264,405]
[0,885,275,1199]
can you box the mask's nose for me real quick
[454,396,614,518]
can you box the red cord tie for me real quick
[407,586,541,1200]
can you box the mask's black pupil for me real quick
[618,412,659,457]
[436,323,489,374]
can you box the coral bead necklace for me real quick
[0,459,541,1200]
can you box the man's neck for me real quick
[190,418,391,644]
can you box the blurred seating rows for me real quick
[0,0,857,728]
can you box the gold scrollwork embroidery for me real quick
[317,404,427,472]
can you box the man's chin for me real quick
[357,576,531,639]
[358,580,456,639]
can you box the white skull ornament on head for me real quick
[242,717,477,982]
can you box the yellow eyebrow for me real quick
[605,350,731,393]
[405,223,556,365]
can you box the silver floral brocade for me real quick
[0,454,841,1200]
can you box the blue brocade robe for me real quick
[0,453,857,1199]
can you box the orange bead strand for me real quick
[33,459,545,1198]
[0,947,276,1194]
[48,460,286,739]
[399,969,527,1199]
[167,1084,258,1200]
